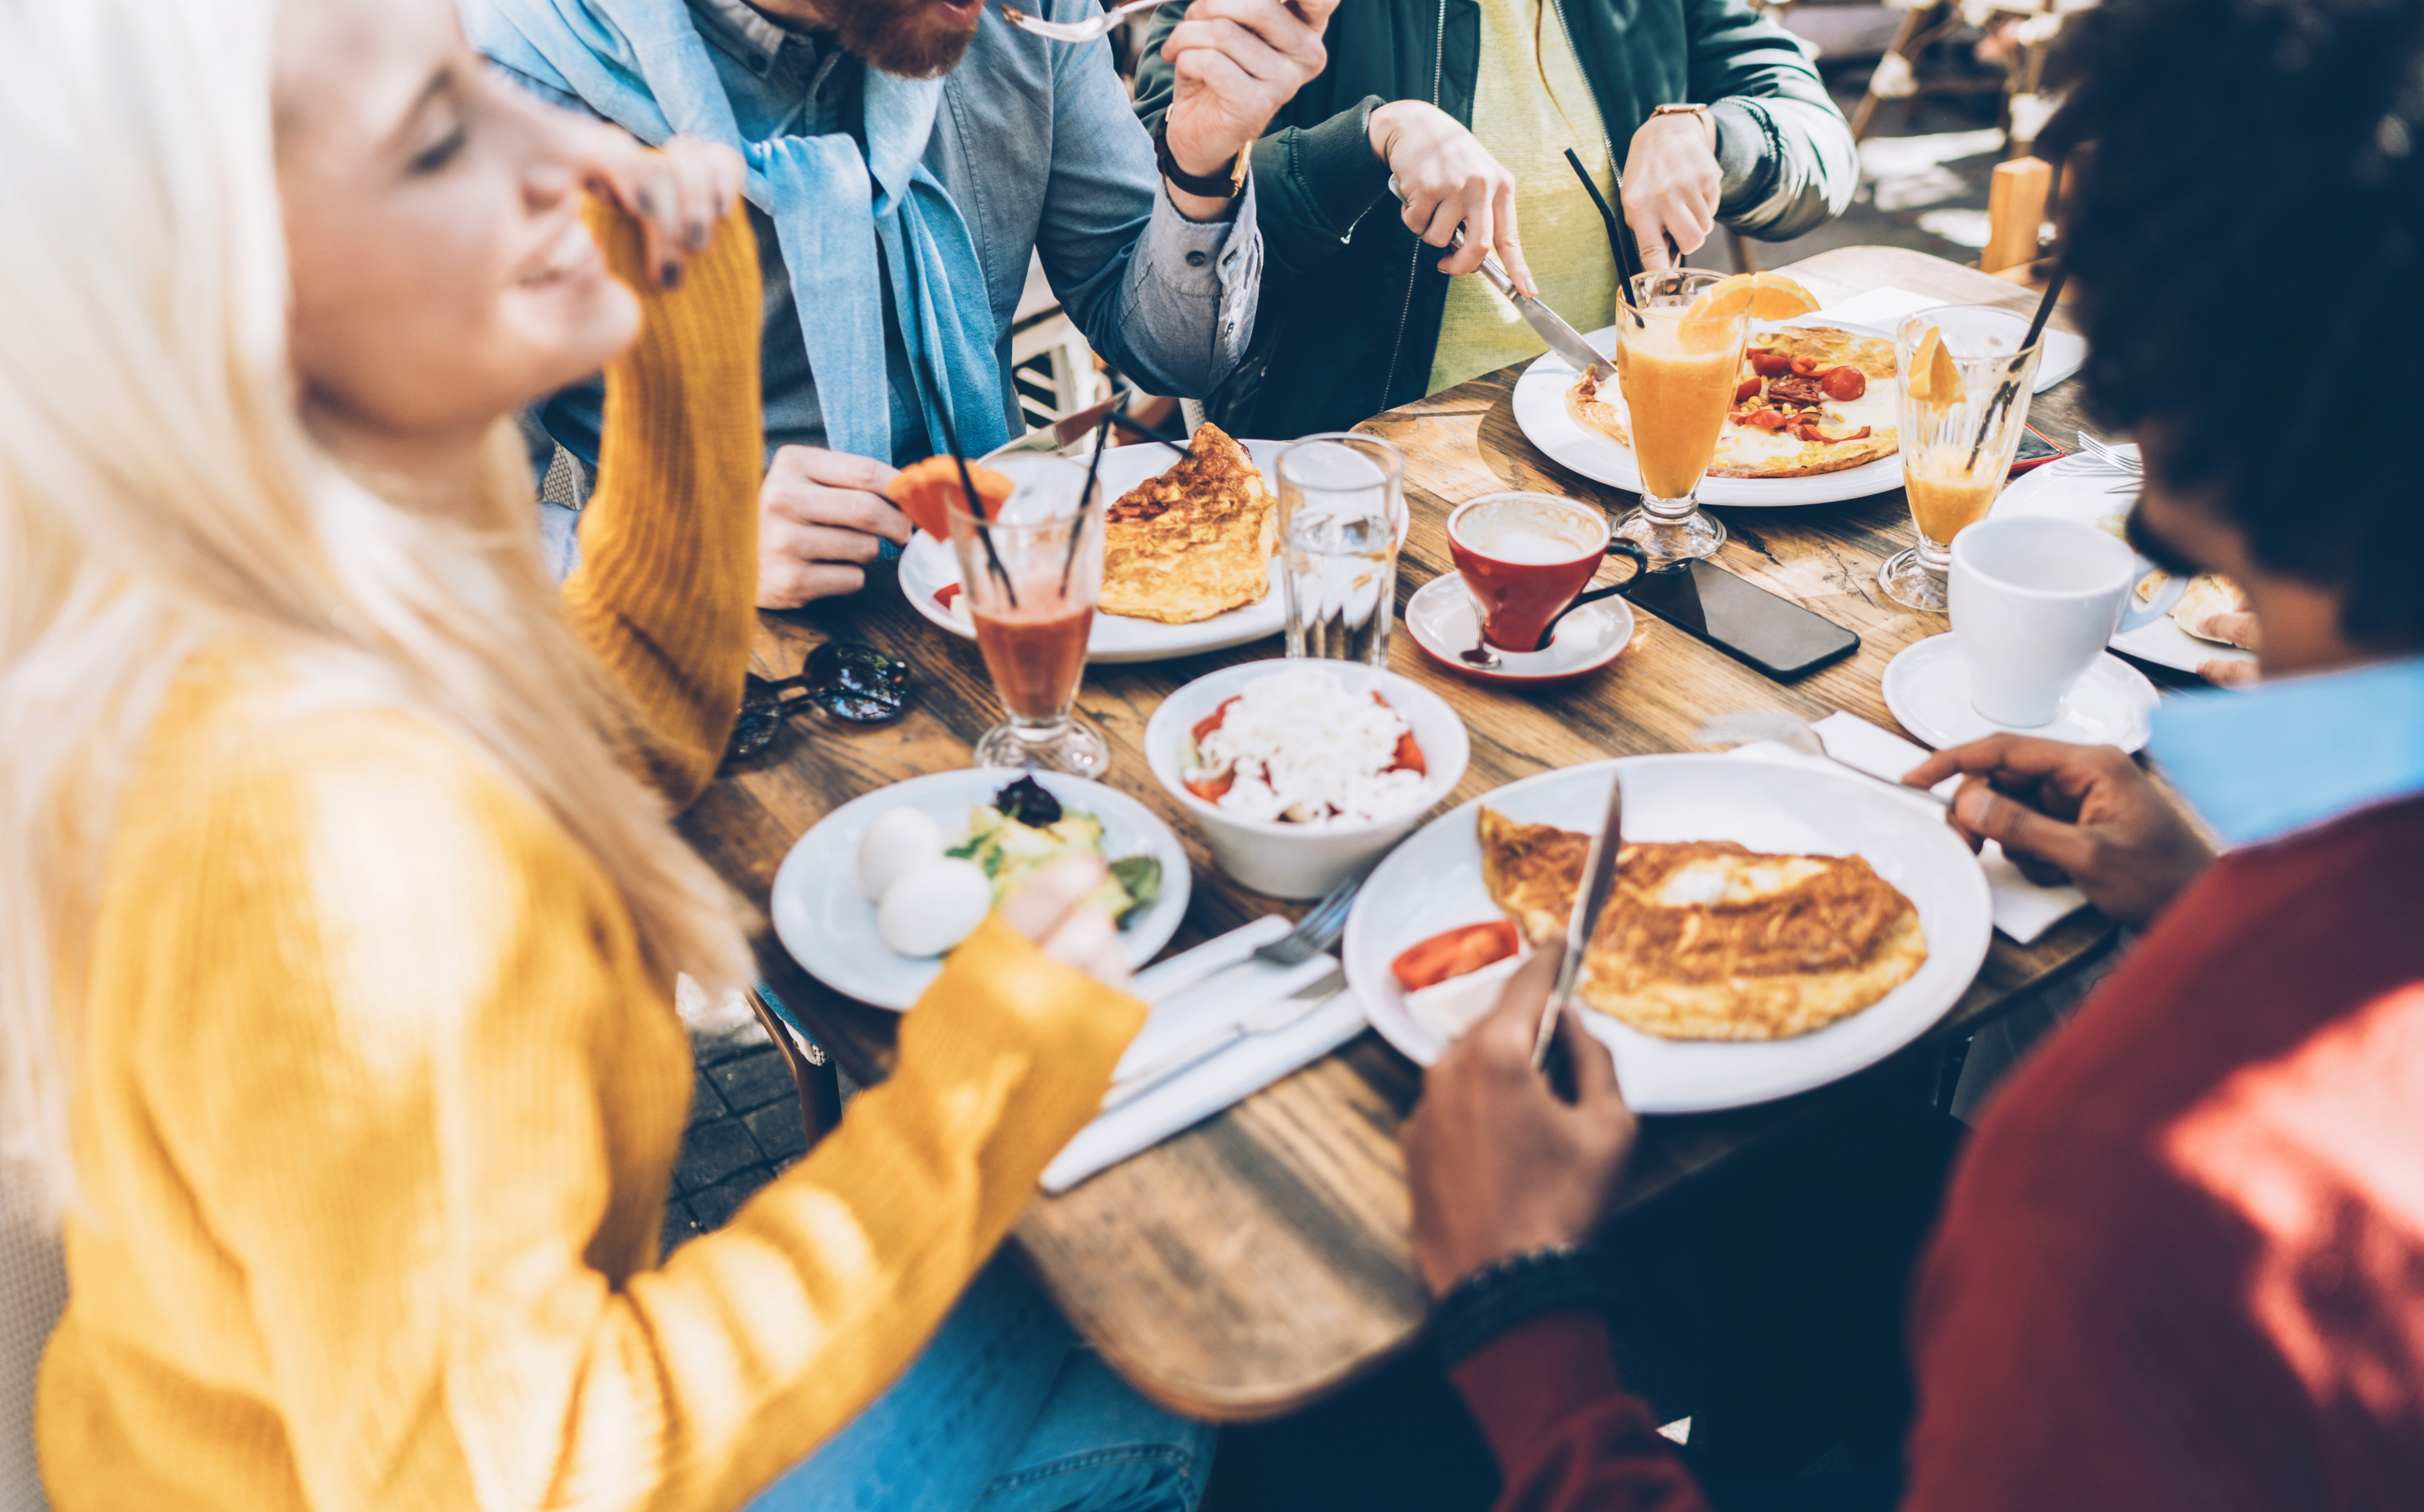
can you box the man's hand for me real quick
[1622,110,1721,271]
[999,856,1131,988]
[1903,735,2216,928]
[1159,0,1338,217]
[1367,100,1537,295]
[578,132,746,290]
[2182,579,2262,687]
[757,445,912,609]
[1401,950,1636,1298]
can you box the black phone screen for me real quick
[2013,429,2060,464]
[1626,561,1860,680]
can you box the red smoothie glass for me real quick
[947,455,1109,778]
[1446,492,1616,650]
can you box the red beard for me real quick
[819,0,983,79]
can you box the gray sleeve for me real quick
[1708,93,1857,242]
[1028,8,1260,398]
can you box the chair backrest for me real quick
[0,1163,64,1512]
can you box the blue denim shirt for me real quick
[499,0,1261,468]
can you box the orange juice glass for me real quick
[1883,306,2046,612]
[1611,268,1751,567]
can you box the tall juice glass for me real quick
[1612,268,1751,566]
[947,455,1109,777]
[1883,306,2046,612]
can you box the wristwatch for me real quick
[1154,119,1250,201]
[1651,101,1711,130]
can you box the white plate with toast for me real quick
[1340,755,1992,1114]
[1511,322,1910,507]
[898,438,1293,664]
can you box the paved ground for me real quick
[663,1024,836,1254]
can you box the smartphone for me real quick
[2009,425,2065,474]
[1625,561,1860,681]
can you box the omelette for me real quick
[1098,423,1276,625]
[1474,808,1927,1041]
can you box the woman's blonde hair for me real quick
[0,0,751,1216]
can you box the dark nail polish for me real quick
[688,223,709,250]
[660,262,683,289]
[637,190,657,217]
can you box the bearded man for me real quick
[465,0,1330,607]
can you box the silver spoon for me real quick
[1693,712,1950,809]
[999,0,1161,44]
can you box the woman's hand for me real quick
[1622,110,1721,270]
[1903,735,2216,927]
[1402,950,1636,1297]
[578,130,746,290]
[998,856,1132,990]
[1369,100,1538,295]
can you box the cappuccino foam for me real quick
[1455,496,1603,564]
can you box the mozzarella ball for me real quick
[877,858,994,958]
[856,808,944,902]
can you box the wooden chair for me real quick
[1981,155,2054,285]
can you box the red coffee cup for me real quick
[1447,493,1630,650]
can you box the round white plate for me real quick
[770,770,1191,1010]
[1991,445,2257,675]
[1403,572,1637,685]
[899,439,1301,664]
[1341,755,1993,1113]
[1883,633,2159,754]
[1509,322,1908,507]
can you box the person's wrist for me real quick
[1430,1243,1609,1367]
[1366,99,1417,162]
[1163,115,1242,183]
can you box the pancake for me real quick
[1099,423,1276,625]
[1477,811,1926,1041]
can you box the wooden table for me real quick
[679,246,2151,1423]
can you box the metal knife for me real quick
[1534,769,1625,1070]
[1387,175,1610,381]
[978,385,1138,463]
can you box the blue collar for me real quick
[2150,655,2424,848]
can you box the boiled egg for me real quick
[857,807,944,902]
[877,857,993,958]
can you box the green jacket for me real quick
[1134,0,1854,437]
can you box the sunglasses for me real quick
[724,641,912,763]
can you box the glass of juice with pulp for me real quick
[947,454,1110,778]
[1612,268,1752,567]
[1884,306,2047,612]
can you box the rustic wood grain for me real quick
[677,246,2151,1422]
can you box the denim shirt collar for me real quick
[2149,655,2424,849]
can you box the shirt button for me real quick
[1185,250,1209,268]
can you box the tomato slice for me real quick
[933,584,961,610]
[1183,770,1236,803]
[1390,919,1522,992]
[1191,697,1241,747]
[1387,729,1426,775]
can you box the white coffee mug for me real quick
[1949,517,2138,727]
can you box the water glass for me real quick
[1276,433,1406,665]
[1883,305,2047,612]
[946,454,1109,778]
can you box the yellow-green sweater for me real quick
[36,206,1145,1511]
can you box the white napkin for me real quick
[1040,919,1369,1194]
[1805,286,2085,394]
[1727,711,2088,944]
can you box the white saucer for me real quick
[1883,633,2159,754]
[1404,572,1637,684]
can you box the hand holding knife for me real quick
[1387,174,1611,382]
[1534,770,1625,1073]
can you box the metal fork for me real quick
[1694,712,1950,809]
[1136,871,1366,1006]
[999,0,1161,44]
[2072,431,2142,474]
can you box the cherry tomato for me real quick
[1390,919,1523,992]
[1734,376,1764,403]
[1750,350,1795,377]
[1820,366,1868,401]
[1749,409,1792,431]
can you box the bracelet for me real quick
[1154,119,1249,201]
[1430,1243,1610,1368]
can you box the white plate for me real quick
[770,770,1192,1010]
[901,438,1308,664]
[1403,572,1637,685]
[1509,322,1910,507]
[1991,445,2258,675]
[1341,755,1993,1113]
[1882,633,2158,754]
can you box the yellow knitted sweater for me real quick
[36,207,1145,1511]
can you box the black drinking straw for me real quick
[1566,147,1639,308]
[1964,263,2069,472]
[924,364,1018,609]
[1061,410,1115,595]
[1108,411,1193,462]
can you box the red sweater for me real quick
[1451,794,2424,1510]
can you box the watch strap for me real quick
[1154,120,1248,200]
[1430,1243,1611,1368]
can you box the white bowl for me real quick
[1144,660,1470,899]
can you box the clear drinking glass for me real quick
[1883,305,2047,612]
[947,454,1109,778]
[1276,433,1406,665]
[1611,268,1750,567]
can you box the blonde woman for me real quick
[0,0,1210,1508]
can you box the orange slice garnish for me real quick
[1905,326,1961,405]
[886,455,1014,540]
[1683,272,1822,323]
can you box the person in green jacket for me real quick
[1136,0,1854,437]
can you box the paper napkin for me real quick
[1727,711,2089,944]
[1040,919,1369,1195]
[1806,286,2085,394]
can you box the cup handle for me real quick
[1534,539,1652,651]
